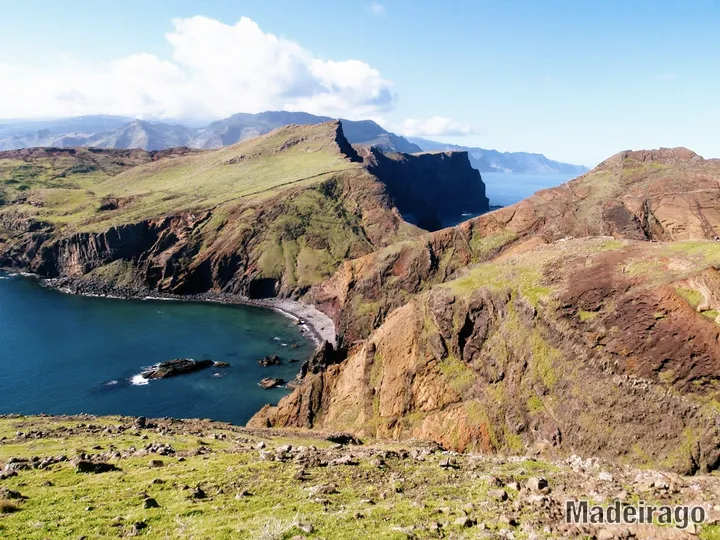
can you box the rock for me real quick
[440,457,459,469]
[277,444,292,453]
[526,477,548,492]
[329,455,359,466]
[143,497,159,509]
[141,358,214,379]
[213,362,231,367]
[191,486,207,499]
[599,471,613,482]
[258,354,281,367]
[74,460,120,474]
[0,488,25,500]
[259,377,285,389]
[488,489,508,501]
[255,441,266,450]
[308,483,337,496]
[298,523,314,534]
[326,433,362,445]
[149,459,164,468]
[454,516,476,527]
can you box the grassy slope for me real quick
[0,123,362,233]
[1,416,718,540]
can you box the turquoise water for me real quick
[0,273,315,424]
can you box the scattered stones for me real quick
[329,455,359,466]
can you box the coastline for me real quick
[1,269,336,347]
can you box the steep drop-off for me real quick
[360,147,489,231]
[0,122,488,300]
[252,149,720,473]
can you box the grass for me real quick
[0,123,364,234]
[0,415,566,539]
[438,355,475,395]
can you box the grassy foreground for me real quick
[1,416,719,539]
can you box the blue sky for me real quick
[1,0,718,166]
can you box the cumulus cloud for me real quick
[402,116,472,137]
[0,16,395,120]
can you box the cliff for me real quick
[2,136,720,475]
[251,148,720,474]
[0,122,424,298]
[360,147,489,231]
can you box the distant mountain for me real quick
[407,137,588,174]
[0,112,422,154]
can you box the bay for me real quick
[0,273,314,424]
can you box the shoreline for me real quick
[1,269,336,347]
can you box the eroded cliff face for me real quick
[360,147,489,231]
[252,238,720,474]
[0,123,425,298]
[308,147,720,345]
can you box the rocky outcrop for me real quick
[360,147,489,231]
[251,238,720,474]
[0,122,420,299]
[141,359,215,380]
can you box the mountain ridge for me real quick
[0,112,423,154]
[408,136,589,174]
[0,112,587,173]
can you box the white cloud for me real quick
[402,116,472,137]
[0,16,395,121]
[370,2,386,15]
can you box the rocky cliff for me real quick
[360,147,489,231]
[0,121,487,300]
[251,148,720,474]
[0,122,425,298]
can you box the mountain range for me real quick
[408,136,589,174]
[0,111,587,174]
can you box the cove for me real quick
[0,272,315,424]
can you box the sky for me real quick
[1,0,718,166]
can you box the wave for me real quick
[130,374,149,386]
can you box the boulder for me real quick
[259,377,285,389]
[258,355,281,367]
